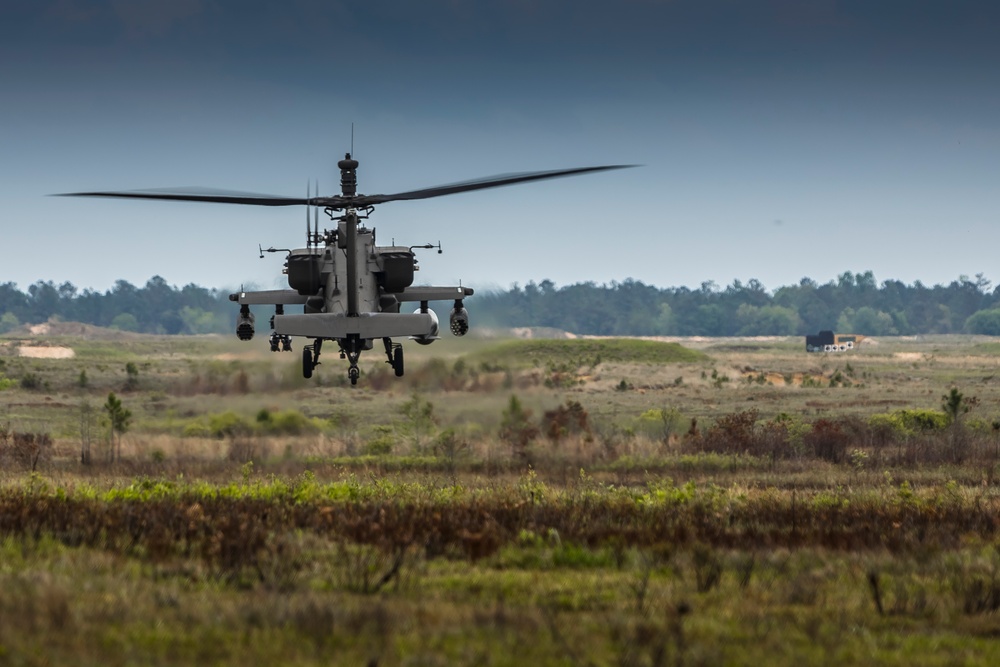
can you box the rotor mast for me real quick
[339,153,361,317]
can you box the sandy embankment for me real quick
[17,346,75,359]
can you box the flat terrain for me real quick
[2,327,1000,665]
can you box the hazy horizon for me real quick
[3,268,995,299]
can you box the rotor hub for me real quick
[338,153,359,197]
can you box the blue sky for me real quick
[2,1,998,295]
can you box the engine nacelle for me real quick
[449,302,469,336]
[412,308,440,346]
[236,306,255,341]
[374,247,416,293]
[285,248,323,295]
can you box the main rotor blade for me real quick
[55,187,309,207]
[353,164,636,206]
[55,165,636,210]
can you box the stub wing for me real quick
[274,312,436,339]
[394,286,474,302]
[229,290,310,306]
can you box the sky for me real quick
[2,0,999,297]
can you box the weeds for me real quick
[8,333,1000,664]
[0,430,52,470]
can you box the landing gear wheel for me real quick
[349,366,359,385]
[393,346,404,377]
[302,347,313,379]
[382,337,404,377]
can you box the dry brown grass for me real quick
[6,332,1000,665]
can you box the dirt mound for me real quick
[513,327,573,339]
[18,346,75,359]
[22,321,145,341]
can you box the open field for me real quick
[3,327,1000,665]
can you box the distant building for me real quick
[805,330,865,353]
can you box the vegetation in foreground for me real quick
[2,471,1000,666]
[3,332,1000,664]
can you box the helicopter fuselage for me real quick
[230,209,472,384]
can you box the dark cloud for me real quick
[7,1,999,89]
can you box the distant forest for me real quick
[5,271,1000,337]
[0,277,230,336]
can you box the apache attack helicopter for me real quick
[60,155,630,384]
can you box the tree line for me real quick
[0,277,231,335]
[5,271,1000,337]
[473,271,1000,336]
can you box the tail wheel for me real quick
[302,347,313,379]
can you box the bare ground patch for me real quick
[18,346,75,359]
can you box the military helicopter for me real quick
[60,154,631,384]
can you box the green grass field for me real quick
[3,327,1000,665]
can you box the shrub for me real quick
[208,411,254,438]
[552,544,615,569]
[635,407,684,443]
[263,409,320,436]
[399,393,437,450]
[124,362,139,391]
[499,395,538,463]
[20,373,42,391]
[181,422,212,438]
[433,427,468,465]
[691,409,803,460]
[543,400,591,443]
[0,431,53,470]
[868,410,948,440]
[364,425,395,456]
[804,419,850,463]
